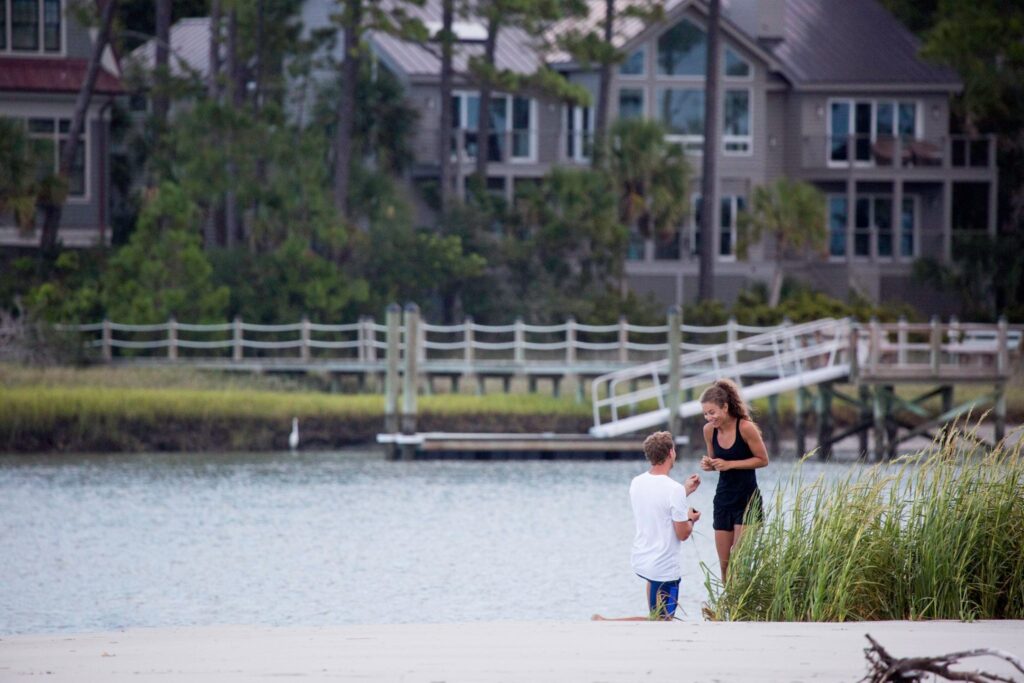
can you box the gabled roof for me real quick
[0,57,124,94]
[771,0,960,89]
[369,0,543,83]
[128,17,214,78]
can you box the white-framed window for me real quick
[23,116,87,199]
[565,102,592,162]
[619,47,645,77]
[723,88,751,155]
[689,193,745,258]
[2,0,63,54]
[828,99,920,166]
[658,87,704,152]
[657,17,706,76]
[658,86,751,155]
[724,47,751,79]
[826,194,916,259]
[451,92,536,163]
[617,88,644,121]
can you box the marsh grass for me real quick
[707,419,1024,621]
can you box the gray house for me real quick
[0,0,124,248]
[327,0,997,311]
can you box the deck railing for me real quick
[800,134,997,172]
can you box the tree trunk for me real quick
[207,0,221,101]
[224,7,241,247]
[333,0,362,219]
[474,16,500,185]
[591,0,615,169]
[39,0,118,255]
[697,0,721,302]
[769,265,784,308]
[439,0,456,210]
[152,0,171,135]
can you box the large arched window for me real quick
[656,18,706,76]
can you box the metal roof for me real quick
[128,17,215,78]
[771,0,960,87]
[0,57,123,94]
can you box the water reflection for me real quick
[0,450,864,634]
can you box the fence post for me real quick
[462,316,475,394]
[848,321,860,381]
[726,316,738,367]
[384,304,401,435]
[618,316,629,363]
[167,317,178,360]
[868,317,880,375]
[232,316,243,362]
[400,304,420,459]
[929,315,941,376]
[667,306,681,436]
[514,317,525,366]
[101,318,112,362]
[300,316,311,362]
[896,316,908,367]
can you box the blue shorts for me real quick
[639,576,679,620]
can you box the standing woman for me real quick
[699,379,769,581]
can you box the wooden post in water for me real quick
[667,306,681,437]
[101,318,112,362]
[167,317,177,360]
[400,303,420,460]
[384,304,401,438]
[817,383,834,460]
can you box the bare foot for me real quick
[591,614,606,621]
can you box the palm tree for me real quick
[0,119,44,231]
[737,178,828,308]
[607,119,691,246]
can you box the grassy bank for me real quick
[0,365,591,452]
[709,424,1024,621]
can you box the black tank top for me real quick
[712,419,759,508]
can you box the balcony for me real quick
[800,134,997,177]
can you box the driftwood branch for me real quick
[862,633,1024,683]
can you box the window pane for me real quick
[719,197,733,256]
[720,196,732,229]
[12,0,40,50]
[67,140,86,196]
[655,230,680,260]
[59,118,71,133]
[1,2,7,50]
[627,231,646,260]
[512,97,531,158]
[900,197,914,256]
[29,118,55,134]
[855,102,872,161]
[31,137,55,180]
[830,102,849,161]
[874,197,892,230]
[855,197,870,228]
[487,96,508,161]
[618,89,643,120]
[898,102,916,137]
[658,88,704,136]
[44,0,60,51]
[565,105,576,157]
[620,48,644,76]
[876,103,894,137]
[657,18,706,76]
[724,90,749,136]
[724,48,750,77]
[829,197,847,256]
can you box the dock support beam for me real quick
[400,303,420,461]
[384,304,401,440]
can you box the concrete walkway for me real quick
[2,620,1022,682]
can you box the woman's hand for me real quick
[700,456,714,472]
[709,458,732,472]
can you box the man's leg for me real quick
[649,579,679,621]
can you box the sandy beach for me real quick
[1,620,1022,682]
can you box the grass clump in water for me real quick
[706,421,1024,621]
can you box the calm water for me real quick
[0,450,860,634]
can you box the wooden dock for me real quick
[375,432,688,460]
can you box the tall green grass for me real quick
[707,421,1024,621]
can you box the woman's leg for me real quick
[715,529,734,580]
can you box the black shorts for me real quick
[713,488,763,531]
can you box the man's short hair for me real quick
[643,431,675,466]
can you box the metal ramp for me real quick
[590,318,855,438]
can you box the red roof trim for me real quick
[0,57,124,95]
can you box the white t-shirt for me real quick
[629,471,689,582]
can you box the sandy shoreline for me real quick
[1,620,1022,682]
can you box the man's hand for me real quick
[688,507,701,524]
[684,473,701,495]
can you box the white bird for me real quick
[288,417,299,452]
